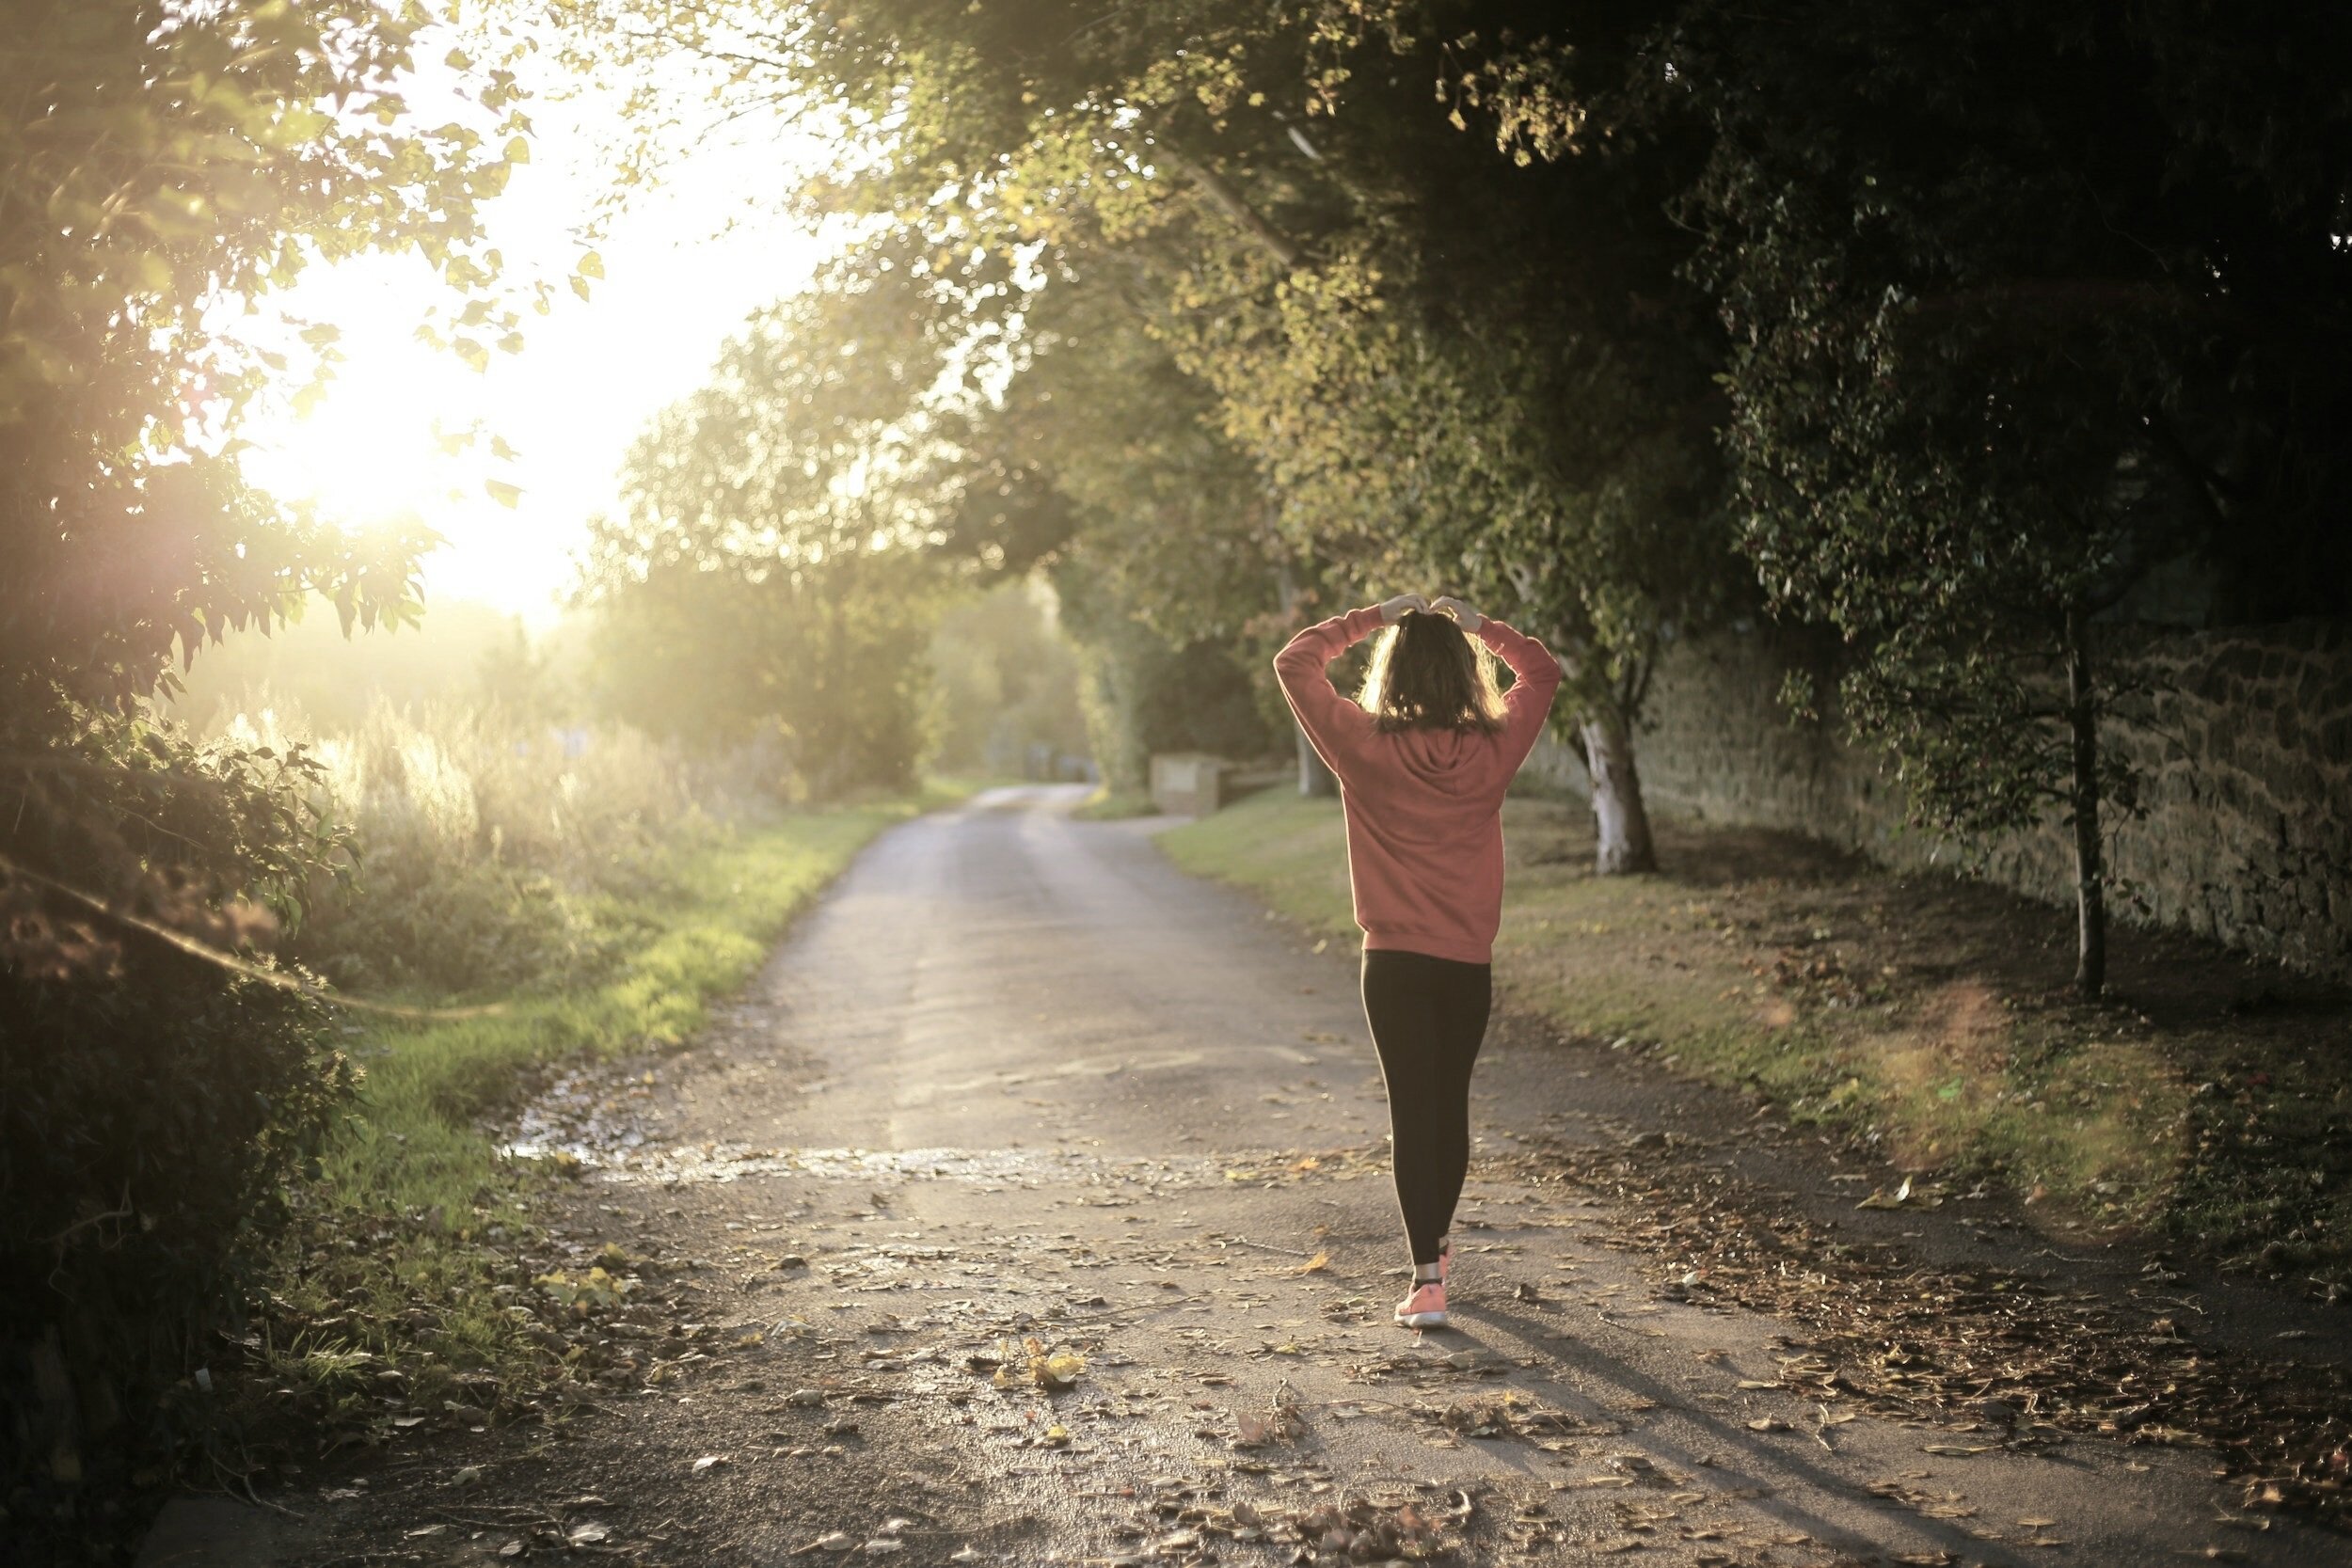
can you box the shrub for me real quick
[0,955,349,1557]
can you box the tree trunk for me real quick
[1580,705,1658,875]
[1295,725,1337,797]
[2064,605,2106,997]
[1273,557,1337,798]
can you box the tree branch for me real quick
[1149,140,1306,273]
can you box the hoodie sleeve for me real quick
[1273,606,1385,780]
[1477,618,1565,775]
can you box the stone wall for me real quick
[1525,618,2352,982]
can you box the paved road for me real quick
[155,785,2344,1566]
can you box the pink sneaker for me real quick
[1394,1280,1449,1329]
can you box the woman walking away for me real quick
[1274,593,1562,1329]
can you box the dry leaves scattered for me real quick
[1501,1134,2352,1518]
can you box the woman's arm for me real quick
[1273,597,1419,776]
[1477,618,1565,771]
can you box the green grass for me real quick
[254,796,934,1430]
[1073,785,1160,821]
[1160,790,2343,1262]
[323,804,912,1214]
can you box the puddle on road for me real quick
[501,1053,1228,1191]
[506,1132,1221,1191]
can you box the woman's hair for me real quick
[1358,609,1506,734]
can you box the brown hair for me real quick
[1358,609,1506,734]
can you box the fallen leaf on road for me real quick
[692,1454,729,1472]
[1294,1251,1329,1275]
[566,1524,611,1545]
[993,1337,1085,1391]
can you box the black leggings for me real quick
[1359,949,1493,1267]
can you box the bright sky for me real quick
[236,47,834,626]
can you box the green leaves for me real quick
[1,0,532,993]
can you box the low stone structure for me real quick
[1150,752,1232,817]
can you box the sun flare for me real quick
[246,342,473,530]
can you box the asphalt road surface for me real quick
[148,785,2346,1567]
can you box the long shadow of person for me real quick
[1422,1299,2071,1568]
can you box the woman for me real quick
[1274,592,1562,1329]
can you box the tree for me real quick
[1140,2,1735,867]
[987,273,1302,791]
[577,273,979,795]
[4,0,529,956]
[537,0,1742,873]
[1659,0,2352,992]
[0,0,532,1536]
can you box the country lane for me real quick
[147,784,2344,1568]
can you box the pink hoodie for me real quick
[1273,607,1564,965]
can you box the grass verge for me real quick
[1161,790,2352,1290]
[245,791,950,1448]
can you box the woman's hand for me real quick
[1430,595,1482,632]
[1377,593,1430,624]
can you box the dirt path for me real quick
[145,786,2347,1566]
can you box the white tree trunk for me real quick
[1580,706,1658,876]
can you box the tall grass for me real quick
[220,696,774,993]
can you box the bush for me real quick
[218,699,742,997]
[0,955,349,1558]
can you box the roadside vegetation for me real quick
[250,782,936,1473]
[173,672,991,1508]
[1165,792,2352,1293]
[179,629,1024,1481]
